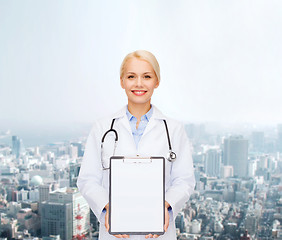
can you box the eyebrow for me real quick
[126,72,153,74]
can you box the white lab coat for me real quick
[77,104,195,240]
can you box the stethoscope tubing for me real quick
[101,118,176,170]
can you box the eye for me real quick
[144,75,151,79]
[127,75,135,79]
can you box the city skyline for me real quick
[1,117,281,239]
[0,120,281,148]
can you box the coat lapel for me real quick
[141,104,167,138]
[111,105,132,135]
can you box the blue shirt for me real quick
[126,105,153,149]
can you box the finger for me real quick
[121,234,130,238]
[105,211,109,231]
[113,234,129,238]
[164,221,169,232]
[153,234,159,238]
[145,234,153,238]
[164,208,170,232]
[113,234,122,238]
[120,234,128,238]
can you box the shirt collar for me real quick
[111,103,166,120]
[126,104,153,122]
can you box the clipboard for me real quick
[109,156,165,235]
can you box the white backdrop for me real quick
[0,0,281,126]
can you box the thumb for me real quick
[105,210,110,231]
[164,221,169,232]
[164,209,169,232]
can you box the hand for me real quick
[104,203,130,238]
[145,201,170,238]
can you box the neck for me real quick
[127,102,151,120]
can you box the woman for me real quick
[77,50,195,239]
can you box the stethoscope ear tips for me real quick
[167,151,177,162]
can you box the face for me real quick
[120,58,159,106]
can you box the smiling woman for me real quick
[77,50,195,240]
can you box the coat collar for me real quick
[111,104,166,120]
[111,104,166,139]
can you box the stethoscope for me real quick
[101,118,177,170]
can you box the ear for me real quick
[154,80,160,89]
[120,77,125,89]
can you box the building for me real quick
[39,183,57,203]
[7,202,21,218]
[69,163,80,188]
[41,188,90,240]
[220,165,234,178]
[11,189,28,202]
[12,136,24,158]
[245,213,258,235]
[17,208,40,235]
[223,136,248,178]
[191,219,201,234]
[68,145,78,159]
[251,131,264,152]
[71,143,84,157]
[29,189,39,201]
[175,212,185,233]
[248,160,257,177]
[204,149,221,177]
[41,202,72,240]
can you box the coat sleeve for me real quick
[165,122,195,222]
[77,121,108,223]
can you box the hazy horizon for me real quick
[0,118,278,148]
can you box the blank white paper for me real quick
[110,157,164,234]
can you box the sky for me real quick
[1,0,282,131]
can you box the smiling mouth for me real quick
[131,90,147,96]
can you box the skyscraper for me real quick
[223,136,248,178]
[204,149,221,177]
[69,163,81,188]
[251,131,264,152]
[12,136,24,158]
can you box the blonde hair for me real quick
[120,50,160,82]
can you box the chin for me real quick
[128,99,151,105]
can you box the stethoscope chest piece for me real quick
[167,150,177,162]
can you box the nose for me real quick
[136,76,143,87]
